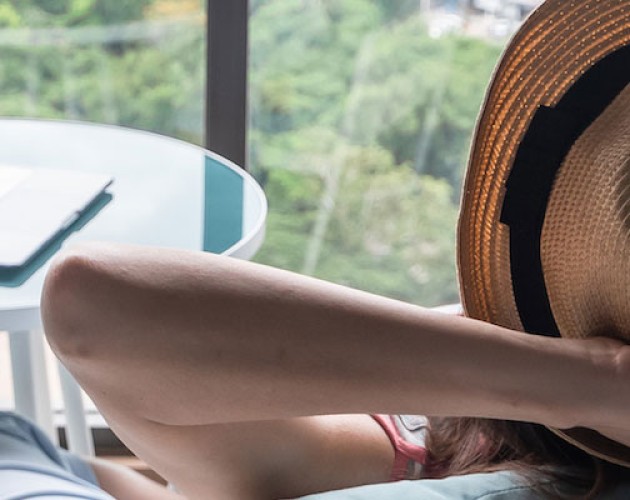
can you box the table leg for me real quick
[58,363,94,456]
[8,330,57,444]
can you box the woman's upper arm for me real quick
[85,456,184,500]
[88,411,395,500]
[252,414,395,499]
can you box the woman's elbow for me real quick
[41,243,111,361]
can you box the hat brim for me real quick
[457,0,630,466]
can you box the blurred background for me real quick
[0,0,541,410]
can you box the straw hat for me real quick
[457,0,630,466]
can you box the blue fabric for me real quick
[0,411,113,500]
[300,469,630,500]
[300,471,552,500]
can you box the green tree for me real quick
[2,0,153,27]
[250,0,503,305]
[0,0,204,141]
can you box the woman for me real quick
[40,0,630,498]
[38,243,630,499]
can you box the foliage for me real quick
[0,0,204,141]
[0,0,154,27]
[0,0,506,306]
[249,0,501,305]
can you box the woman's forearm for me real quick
[41,242,617,432]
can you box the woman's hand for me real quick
[566,336,630,448]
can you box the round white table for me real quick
[0,118,267,456]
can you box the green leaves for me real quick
[249,1,501,305]
[0,0,204,139]
[0,4,20,28]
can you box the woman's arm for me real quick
[86,412,396,499]
[86,457,184,500]
[40,242,629,497]
[41,242,619,428]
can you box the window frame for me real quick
[204,0,249,170]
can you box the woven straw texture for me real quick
[542,86,630,344]
[457,0,630,465]
[544,87,630,466]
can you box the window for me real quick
[249,0,538,306]
[0,0,205,143]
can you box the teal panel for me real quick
[203,156,243,253]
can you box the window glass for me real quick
[0,0,205,143]
[250,0,540,306]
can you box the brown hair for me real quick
[424,417,629,499]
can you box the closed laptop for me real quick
[0,165,113,268]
